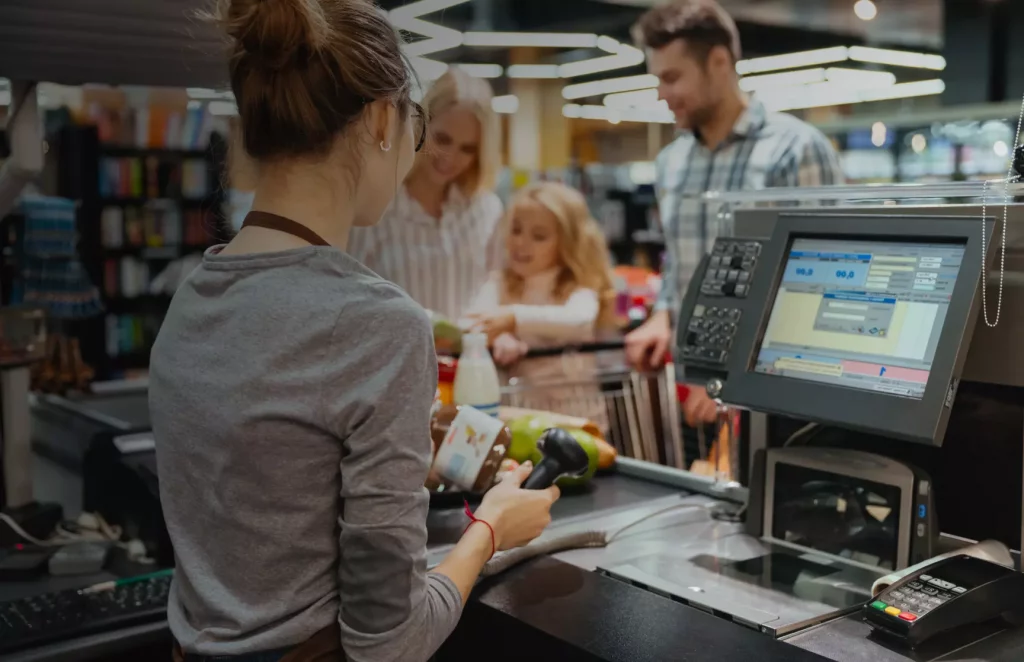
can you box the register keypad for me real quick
[680,305,742,365]
[700,240,761,299]
[870,575,970,622]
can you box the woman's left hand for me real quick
[465,308,516,343]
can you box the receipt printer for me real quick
[863,555,1024,648]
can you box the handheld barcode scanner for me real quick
[523,429,589,490]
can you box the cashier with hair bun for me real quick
[148,1,558,661]
[348,68,505,322]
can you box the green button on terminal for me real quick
[871,601,888,611]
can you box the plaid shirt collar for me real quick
[689,98,768,146]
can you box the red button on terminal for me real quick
[898,613,918,622]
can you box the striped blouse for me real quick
[348,185,504,321]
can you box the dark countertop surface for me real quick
[12,466,825,662]
[439,555,834,662]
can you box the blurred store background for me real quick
[0,0,1022,380]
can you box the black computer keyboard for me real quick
[0,573,171,654]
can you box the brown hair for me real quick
[204,0,411,161]
[632,0,741,64]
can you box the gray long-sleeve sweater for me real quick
[149,246,462,660]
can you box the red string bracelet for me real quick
[463,499,496,560]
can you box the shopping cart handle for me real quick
[441,340,625,360]
[522,340,626,359]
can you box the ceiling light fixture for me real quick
[854,0,878,21]
[562,74,659,100]
[848,46,946,71]
[740,68,828,91]
[603,89,662,109]
[492,95,520,114]
[736,47,849,75]
[399,17,464,57]
[410,57,450,81]
[389,0,471,18]
[911,134,928,154]
[506,64,562,79]
[462,32,599,49]
[824,67,897,88]
[456,63,504,78]
[597,36,621,53]
[559,43,646,78]
[761,79,945,113]
[563,103,674,124]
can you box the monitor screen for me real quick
[753,238,966,400]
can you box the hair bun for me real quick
[226,0,330,70]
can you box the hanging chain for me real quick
[979,94,1023,328]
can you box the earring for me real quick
[380,140,392,152]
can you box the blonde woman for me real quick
[465,182,617,431]
[348,69,503,321]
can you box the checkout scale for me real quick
[589,190,1024,659]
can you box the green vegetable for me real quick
[530,428,599,488]
[507,415,553,464]
[431,314,463,354]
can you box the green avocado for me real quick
[530,428,600,488]
[432,316,463,354]
[508,415,553,464]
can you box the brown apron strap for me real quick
[242,211,331,247]
[174,623,344,662]
[280,623,344,662]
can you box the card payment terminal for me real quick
[863,555,1024,648]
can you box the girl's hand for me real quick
[492,333,528,366]
[465,308,516,343]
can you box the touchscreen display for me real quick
[754,238,966,399]
[772,463,901,571]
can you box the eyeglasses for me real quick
[411,101,427,152]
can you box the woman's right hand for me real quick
[492,332,528,367]
[475,461,559,551]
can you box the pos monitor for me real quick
[720,214,993,446]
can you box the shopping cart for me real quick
[498,342,688,470]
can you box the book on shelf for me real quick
[99,156,210,200]
[91,102,216,151]
[101,203,215,250]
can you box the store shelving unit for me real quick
[55,124,228,379]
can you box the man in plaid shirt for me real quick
[625,0,844,424]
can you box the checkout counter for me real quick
[6,181,1024,661]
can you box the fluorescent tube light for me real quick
[209,101,238,117]
[559,43,645,78]
[389,0,471,19]
[399,18,463,57]
[761,79,945,112]
[410,57,450,81]
[848,46,946,71]
[456,64,504,78]
[463,32,599,49]
[604,89,661,109]
[506,64,562,79]
[736,47,849,75]
[825,67,897,87]
[563,103,673,124]
[562,73,658,100]
[740,69,827,92]
[492,95,520,114]
[597,36,621,53]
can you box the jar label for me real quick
[433,406,506,492]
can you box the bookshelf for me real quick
[56,125,228,380]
